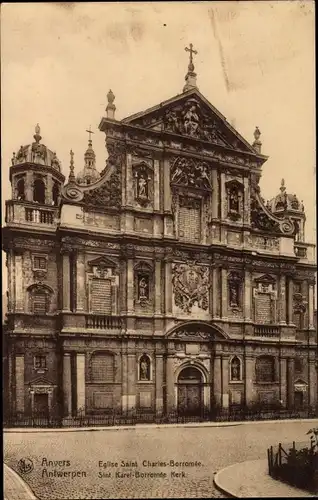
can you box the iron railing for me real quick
[4,407,317,429]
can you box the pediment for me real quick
[88,256,117,269]
[30,376,55,386]
[122,88,256,154]
[254,274,276,284]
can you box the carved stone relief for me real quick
[172,261,209,313]
[170,156,211,190]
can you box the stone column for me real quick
[62,253,71,311]
[46,173,53,205]
[7,250,14,312]
[154,260,162,315]
[127,354,136,409]
[154,159,160,211]
[155,355,164,411]
[121,350,128,411]
[279,357,287,407]
[243,176,250,225]
[221,268,228,320]
[287,278,294,325]
[245,357,255,406]
[126,153,133,206]
[164,259,173,315]
[25,171,33,201]
[211,169,218,219]
[279,275,287,324]
[166,356,175,411]
[76,353,86,414]
[15,355,25,414]
[213,355,222,406]
[212,267,220,319]
[244,270,252,321]
[287,358,294,409]
[63,353,72,416]
[222,356,229,408]
[163,158,171,212]
[127,259,134,314]
[15,253,24,311]
[308,284,315,329]
[76,253,86,312]
[220,172,226,220]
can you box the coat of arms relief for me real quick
[172,261,210,313]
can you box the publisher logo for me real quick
[17,457,34,474]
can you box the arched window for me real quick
[16,177,25,200]
[91,352,114,382]
[28,285,52,314]
[138,354,151,381]
[33,178,46,204]
[52,181,59,205]
[230,356,242,382]
[256,356,275,383]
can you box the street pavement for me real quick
[4,420,317,499]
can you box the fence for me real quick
[268,441,318,493]
[4,406,318,429]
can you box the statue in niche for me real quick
[137,174,148,199]
[231,357,241,381]
[139,355,150,381]
[183,105,200,137]
[229,188,239,212]
[138,275,149,302]
[229,282,240,308]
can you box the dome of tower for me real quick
[268,179,304,214]
[11,124,61,172]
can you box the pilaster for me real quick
[279,357,287,407]
[212,267,220,319]
[220,172,226,220]
[76,353,86,414]
[244,269,252,321]
[76,252,85,312]
[221,268,228,320]
[46,173,53,205]
[15,253,24,311]
[287,278,294,325]
[154,260,162,315]
[25,171,33,202]
[211,169,218,220]
[154,159,160,211]
[62,253,71,311]
[126,153,133,206]
[127,354,136,409]
[166,356,175,411]
[308,283,315,329]
[164,259,173,315]
[213,355,222,406]
[155,355,164,411]
[221,356,229,408]
[279,275,287,324]
[15,355,25,414]
[127,259,134,314]
[163,158,171,212]
[245,357,255,405]
[63,353,72,416]
[287,358,294,409]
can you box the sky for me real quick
[1,2,316,251]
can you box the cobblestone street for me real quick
[4,421,315,499]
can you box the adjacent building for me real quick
[3,50,317,419]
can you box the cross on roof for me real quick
[185,43,198,66]
[86,125,94,142]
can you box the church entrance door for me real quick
[177,367,203,416]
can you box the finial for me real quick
[69,149,75,183]
[280,178,286,193]
[33,123,42,143]
[252,126,262,153]
[11,152,16,166]
[106,89,116,119]
[183,43,198,92]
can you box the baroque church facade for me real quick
[3,49,317,419]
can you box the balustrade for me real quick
[254,325,280,337]
[294,245,307,258]
[25,207,55,224]
[85,315,122,329]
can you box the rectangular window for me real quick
[33,256,47,270]
[178,197,201,243]
[90,279,112,314]
[34,355,47,369]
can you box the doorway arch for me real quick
[177,366,204,416]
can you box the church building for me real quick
[3,46,317,420]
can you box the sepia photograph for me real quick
[1,1,317,499]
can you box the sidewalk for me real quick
[214,459,316,498]
[4,463,38,500]
[4,417,318,433]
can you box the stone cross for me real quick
[86,125,94,142]
[185,43,198,66]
